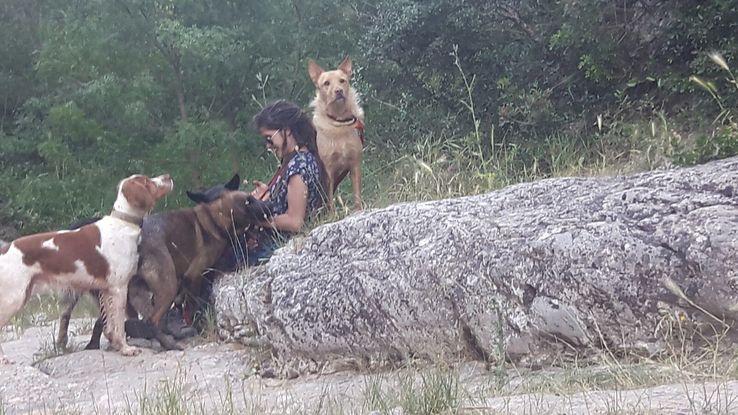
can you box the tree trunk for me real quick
[169,53,202,188]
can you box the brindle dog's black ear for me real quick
[186,190,207,204]
[225,174,240,191]
[246,195,273,220]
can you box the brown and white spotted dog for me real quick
[0,174,173,363]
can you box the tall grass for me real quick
[349,120,668,215]
[362,365,462,415]
[8,292,98,337]
[690,52,738,125]
[341,47,692,214]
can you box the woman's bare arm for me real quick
[262,174,307,233]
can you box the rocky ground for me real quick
[2,319,738,414]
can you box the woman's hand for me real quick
[249,180,269,200]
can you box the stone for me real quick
[213,157,738,369]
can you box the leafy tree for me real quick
[0,0,736,234]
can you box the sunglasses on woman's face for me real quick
[264,129,282,147]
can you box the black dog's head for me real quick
[187,174,272,232]
[214,191,272,231]
[186,174,240,204]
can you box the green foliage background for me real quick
[1,0,737,235]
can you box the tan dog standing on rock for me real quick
[308,56,365,211]
[0,174,173,363]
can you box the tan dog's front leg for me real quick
[325,174,336,211]
[351,165,362,211]
[100,287,140,356]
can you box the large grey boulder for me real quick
[214,157,738,368]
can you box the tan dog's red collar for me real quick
[109,210,144,228]
[326,114,365,145]
[326,114,358,124]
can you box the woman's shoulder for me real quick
[287,151,318,170]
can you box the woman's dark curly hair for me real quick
[253,100,328,205]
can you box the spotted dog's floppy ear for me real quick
[121,176,156,212]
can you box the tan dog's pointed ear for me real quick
[338,56,352,78]
[308,59,324,86]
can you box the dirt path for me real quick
[0,319,370,414]
[2,320,738,414]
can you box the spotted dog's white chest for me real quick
[97,217,141,283]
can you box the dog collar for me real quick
[109,210,144,228]
[325,114,366,145]
[326,114,358,124]
[194,205,228,242]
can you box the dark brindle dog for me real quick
[56,175,270,350]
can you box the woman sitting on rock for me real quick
[181,100,328,330]
[229,99,329,268]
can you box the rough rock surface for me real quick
[214,157,738,367]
